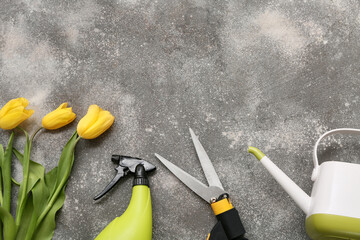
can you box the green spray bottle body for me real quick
[95,164,153,240]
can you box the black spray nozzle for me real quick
[133,164,149,187]
[94,155,156,201]
[113,155,156,173]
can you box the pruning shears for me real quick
[155,128,248,240]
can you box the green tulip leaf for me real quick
[0,144,4,206]
[13,148,45,192]
[50,131,78,197]
[11,178,20,186]
[0,129,81,239]
[2,132,14,240]
[33,167,58,218]
[45,167,58,191]
[0,206,16,240]
[23,178,48,240]
[15,193,34,240]
[0,137,14,240]
[36,131,78,229]
[16,167,59,240]
[12,148,45,239]
[32,184,66,240]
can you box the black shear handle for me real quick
[208,198,247,240]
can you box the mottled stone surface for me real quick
[1,0,360,239]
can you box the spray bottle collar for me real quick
[133,164,149,186]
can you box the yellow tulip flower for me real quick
[42,103,76,130]
[0,98,34,130]
[77,105,115,139]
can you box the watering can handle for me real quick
[312,128,360,181]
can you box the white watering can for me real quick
[249,128,360,240]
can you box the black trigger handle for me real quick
[93,165,128,200]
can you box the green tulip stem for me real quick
[35,135,80,228]
[30,127,43,142]
[0,177,2,208]
[15,127,42,229]
[3,132,14,213]
[15,130,31,228]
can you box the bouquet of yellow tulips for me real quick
[0,98,114,240]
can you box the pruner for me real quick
[155,128,248,240]
[94,155,156,200]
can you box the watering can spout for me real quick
[248,147,311,215]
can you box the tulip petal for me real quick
[81,110,115,139]
[0,98,29,119]
[77,105,115,139]
[42,103,76,130]
[57,103,68,109]
[0,111,29,130]
[76,105,101,134]
[7,105,25,115]
[25,109,35,117]
[0,98,33,130]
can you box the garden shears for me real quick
[155,128,248,240]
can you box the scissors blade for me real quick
[189,128,224,190]
[155,153,225,203]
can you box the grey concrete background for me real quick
[1,0,360,239]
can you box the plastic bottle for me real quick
[95,164,152,240]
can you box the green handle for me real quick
[95,185,152,240]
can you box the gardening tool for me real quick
[155,128,247,240]
[94,155,156,240]
[248,128,360,240]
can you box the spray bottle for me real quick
[94,155,156,240]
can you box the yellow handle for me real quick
[211,198,234,216]
[208,198,246,240]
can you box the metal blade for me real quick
[155,153,225,203]
[189,128,224,190]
